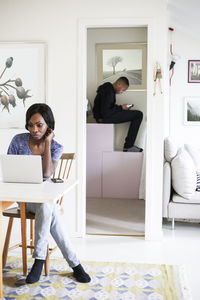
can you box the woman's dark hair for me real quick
[25,103,55,130]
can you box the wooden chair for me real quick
[2,153,75,276]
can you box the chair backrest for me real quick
[53,153,75,206]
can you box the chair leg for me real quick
[2,217,14,268]
[44,244,50,276]
[20,203,27,276]
[30,219,34,254]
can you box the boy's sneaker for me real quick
[123,145,143,152]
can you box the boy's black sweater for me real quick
[93,82,122,120]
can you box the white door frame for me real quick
[76,18,163,240]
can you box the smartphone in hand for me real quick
[127,104,134,109]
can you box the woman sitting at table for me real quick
[7,103,91,284]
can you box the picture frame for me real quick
[184,97,200,125]
[188,60,200,83]
[0,42,46,128]
[96,43,147,90]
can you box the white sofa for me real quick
[163,137,200,228]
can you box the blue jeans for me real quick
[25,202,79,268]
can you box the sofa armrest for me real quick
[163,161,171,217]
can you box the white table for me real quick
[0,179,78,299]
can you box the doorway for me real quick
[76,18,164,240]
[86,27,147,236]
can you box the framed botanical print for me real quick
[0,42,46,128]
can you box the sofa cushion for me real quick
[184,144,200,170]
[172,192,200,204]
[171,148,196,199]
[164,137,178,162]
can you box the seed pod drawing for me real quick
[16,87,31,106]
[15,77,23,87]
[16,86,26,99]
[0,56,32,113]
[1,95,9,112]
[6,57,13,68]
[8,94,16,107]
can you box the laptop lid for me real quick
[0,154,43,183]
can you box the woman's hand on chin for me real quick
[45,128,55,144]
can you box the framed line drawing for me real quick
[96,43,147,90]
[188,60,200,83]
[0,42,46,128]
[184,97,200,125]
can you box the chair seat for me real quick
[3,207,35,219]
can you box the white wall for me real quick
[0,0,167,245]
[167,0,200,146]
[168,28,200,146]
[87,27,147,150]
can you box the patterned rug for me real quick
[3,256,191,300]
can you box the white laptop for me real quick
[0,154,43,184]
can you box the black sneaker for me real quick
[123,145,143,152]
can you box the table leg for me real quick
[0,201,3,299]
[19,203,27,276]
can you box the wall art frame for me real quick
[188,60,200,83]
[96,43,147,90]
[184,97,200,125]
[0,41,47,128]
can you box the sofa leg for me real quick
[171,218,175,230]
